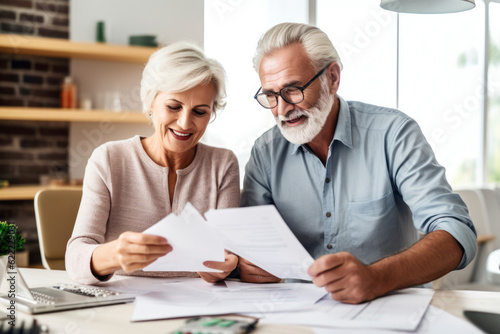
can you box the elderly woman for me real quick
[66,42,240,285]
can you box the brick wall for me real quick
[0,0,69,39]
[0,121,68,185]
[0,54,70,107]
[0,0,71,266]
[0,0,70,107]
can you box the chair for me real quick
[475,188,500,250]
[436,189,494,290]
[34,188,82,270]
[487,249,500,285]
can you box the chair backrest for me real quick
[439,189,489,288]
[487,249,500,285]
[475,188,500,250]
[34,188,82,270]
[495,187,500,202]
[451,188,496,286]
[456,189,491,236]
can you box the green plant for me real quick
[0,221,26,256]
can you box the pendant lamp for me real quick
[380,0,475,14]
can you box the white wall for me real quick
[68,0,204,179]
[70,0,203,46]
[203,0,309,187]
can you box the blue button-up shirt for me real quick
[241,96,476,269]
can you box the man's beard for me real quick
[275,81,335,145]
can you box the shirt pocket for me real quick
[347,192,398,248]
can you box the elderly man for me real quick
[239,22,477,304]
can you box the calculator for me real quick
[170,316,258,334]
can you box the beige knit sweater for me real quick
[66,135,240,284]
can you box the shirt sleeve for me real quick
[215,150,241,209]
[241,143,274,207]
[65,146,114,284]
[387,117,477,270]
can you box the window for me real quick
[317,1,487,187]
[317,0,398,108]
[488,2,500,183]
[205,1,497,188]
[398,2,484,186]
[203,0,308,185]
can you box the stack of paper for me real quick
[131,280,327,322]
[253,288,435,331]
[130,278,438,333]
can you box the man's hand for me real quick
[198,251,239,283]
[308,252,383,304]
[238,257,282,283]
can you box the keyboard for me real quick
[53,283,122,298]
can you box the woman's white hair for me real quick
[140,41,226,117]
[253,22,343,72]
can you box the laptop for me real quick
[0,269,135,314]
[464,310,500,334]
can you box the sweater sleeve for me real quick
[216,150,240,209]
[65,146,114,284]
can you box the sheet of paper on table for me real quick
[311,305,484,334]
[248,288,435,331]
[131,280,327,322]
[132,279,435,332]
[143,203,314,280]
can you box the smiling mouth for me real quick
[169,129,193,140]
[282,114,306,127]
[286,115,304,123]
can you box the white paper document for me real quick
[206,205,315,280]
[143,203,224,272]
[131,281,327,322]
[254,288,435,331]
[311,305,484,334]
[142,203,314,279]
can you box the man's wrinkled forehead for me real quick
[258,44,314,91]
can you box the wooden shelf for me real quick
[0,34,156,63]
[0,184,82,201]
[0,107,149,123]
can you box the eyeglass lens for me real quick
[257,86,304,108]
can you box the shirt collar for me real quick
[291,95,353,155]
[332,96,353,149]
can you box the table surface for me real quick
[4,268,500,334]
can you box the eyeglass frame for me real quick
[253,64,330,109]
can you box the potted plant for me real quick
[0,221,27,269]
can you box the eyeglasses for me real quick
[254,65,329,109]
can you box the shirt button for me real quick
[325,178,330,183]
[327,244,333,249]
[326,212,331,218]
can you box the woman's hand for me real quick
[115,232,173,273]
[91,232,173,276]
[198,251,239,283]
[238,257,282,283]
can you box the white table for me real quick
[9,269,500,333]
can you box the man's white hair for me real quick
[140,41,226,116]
[253,22,343,72]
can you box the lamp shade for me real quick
[380,0,475,14]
